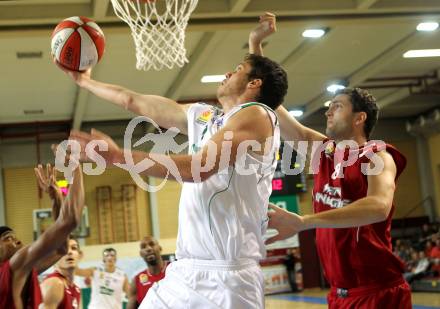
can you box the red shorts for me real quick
[327,277,412,309]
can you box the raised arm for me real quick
[248,12,276,56]
[10,164,85,282]
[34,164,63,220]
[276,105,326,142]
[33,164,69,273]
[57,67,190,134]
[249,13,326,144]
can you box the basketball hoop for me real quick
[110,0,199,71]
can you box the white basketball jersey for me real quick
[88,267,126,309]
[175,102,280,261]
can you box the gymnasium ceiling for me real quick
[1,0,440,131]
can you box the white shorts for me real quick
[139,258,264,309]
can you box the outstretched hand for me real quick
[52,129,124,166]
[249,12,277,45]
[266,203,307,244]
[34,163,63,220]
[34,163,60,198]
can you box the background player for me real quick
[41,236,82,309]
[75,247,129,309]
[127,236,167,309]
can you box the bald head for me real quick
[139,236,162,266]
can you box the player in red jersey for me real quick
[127,236,167,309]
[41,236,82,309]
[0,163,84,309]
[249,13,412,309]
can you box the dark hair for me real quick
[69,235,80,249]
[244,54,288,110]
[0,226,12,238]
[335,87,379,138]
[103,247,116,255]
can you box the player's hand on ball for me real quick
[52,56,92,86]
[64,67,92,87]
[266,203,306,244]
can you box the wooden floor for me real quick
[265,289,440,308]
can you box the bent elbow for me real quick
[121,92,134,110]
[376,199,392,221]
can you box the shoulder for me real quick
[366,150,397,182]
[135,269,147,278]
[0,260,11,271]
[116,268,126,277]
[239,103,274,116]
[41,276,65,302]
[187,102,216,115]
[374,150,394,164]
[228,104,273,127]
[364,141,406,170]
[42,276,64,288]
[187,103,217,123]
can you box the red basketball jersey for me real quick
[43,271,81,309]
[0,260,42,309]
[312,140,407,288]
[135,264,167,305]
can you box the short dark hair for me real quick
[335,87,379,138]
[103,247,116,255]
[244,54,288,110]
[69,235,80,249]
[0,226,12,238]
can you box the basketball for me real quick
[51,16,105,72]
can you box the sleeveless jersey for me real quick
[43,271,81,309]
[88,267,126,309]
[134,264,167,305]
[0,260,42,309]
[312,140,407,288]
[176,102,280,261]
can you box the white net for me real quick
[110,0,199,71]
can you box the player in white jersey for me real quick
[57,16,288,308]
[75,248,129,309]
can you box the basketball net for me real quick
[110,0,198,70]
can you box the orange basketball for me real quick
[51,16,105,71]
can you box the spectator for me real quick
[405,251,419,273]
[284,249,300,292]
[404,251,430,284]
[425,241,434,258]
[431,239,440,260]
[419,223,436,245]
[394,240,410,262]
